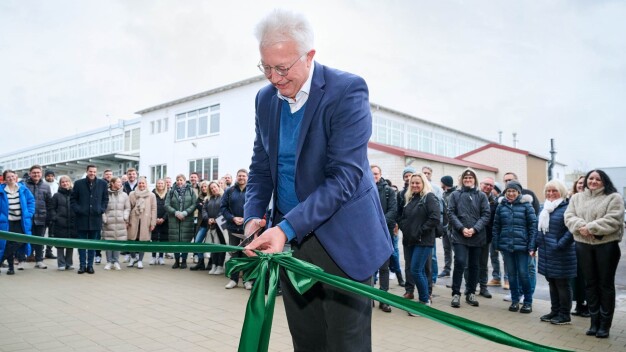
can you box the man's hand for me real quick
[244,226,286,257]
[233,217,244,226]
[244,218,267,237]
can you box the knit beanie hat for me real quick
[440,175,454,188]
[402,166,416,177]
[505,180,523,194]
[493,182,502,194]
[44,169,55,177]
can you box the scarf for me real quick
[538,198,563,233]
[133,188,151,216]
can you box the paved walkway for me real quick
[0,253,624,352]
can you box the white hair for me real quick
[255,9,314,54]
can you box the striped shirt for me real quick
[6,186,22,221]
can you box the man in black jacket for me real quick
[71,165,108,274]
[25,165,53,268]
[371,165,398,312]
[438,175,456,278]
[220,169,249,289]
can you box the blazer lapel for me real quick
[268,92,281,189]
[295,62,325,166]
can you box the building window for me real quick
[372,115,404,148]
[188,157,219,181]
[176,104,220,141]
[125,128,141,151]
[150,164,167,184]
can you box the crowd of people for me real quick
[0,162,624,339]
[0,165,254,289]
[372,165,623,339]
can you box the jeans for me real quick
[430,244,438,284]
[489,241,501,280]
[502,251,532,304]
[57,247,74,268]
[77,230,101,268]
[31,224,46,262]
[193,226,208,259]
[451,243,481,296]
[410,245,432,303]
[389,234,402,274]
[106,250,120,264]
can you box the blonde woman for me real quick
[48,175,76,270]
[127,177,157,269]
[101,177,130,271]
[150,179,169,265]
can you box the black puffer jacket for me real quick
[447,186,491,247]
[48,187,76,238]
[399,192,440,247]
[25,178,51,226]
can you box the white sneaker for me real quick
[137,261,143,269]
[57,266,66,271]
[389,272,397,281]
[35,261,48,269]
[225,280,238,289]
[244,281,253,290]
[208,265,217,274]
[17,262,25,270]
[503,294,512,302]
[95,256,101,264]
[213,266,224,275]
[123,254,130,263]
[104,263,112,270]
[193,255,198,263]
[158,257,165,265]
[113,262,121,271]
[127,258,136,267]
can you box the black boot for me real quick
[180,259,187,269]
[596,310,612,338]
[172,255,180,269]
[190,259,205,271]
[586,312,599,336]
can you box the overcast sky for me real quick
[1,0,624,171]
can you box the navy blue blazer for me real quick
[245,62,393,281]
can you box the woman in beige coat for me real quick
[102,177,130,271]
[127,177,157,269]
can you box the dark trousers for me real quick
[441,232,452,272]
[281,235,372,352]
[77,230,100,268]
[31,224,46,262]
[547,278,572,316]
[452,243,481,296]
[2,221,25,269]
[571,243,587,308]
[403,243,415,293]
[228,233,244,282]
[463,241,490,292]
[377,258,390,292]
[576,241,621,319]
[151,229,168,258]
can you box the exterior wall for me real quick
[461,148,528,187]
[368,149,496,190]
[603,167,626,198]
[139,80,266,186]
[527,155,548,201]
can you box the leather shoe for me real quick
[78,267,86,274]
[379,303,392,313]
[86,266,95,274]
[403,292,414,299]
[7,269,15,275]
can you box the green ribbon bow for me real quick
[0,231,571,352]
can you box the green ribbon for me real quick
[0,231,571,352]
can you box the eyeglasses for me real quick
[257,52,308,77]
[481,183,494,187]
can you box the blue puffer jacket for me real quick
[0,183,35,260]
[536,200,576,279]
[493,194,537,253]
